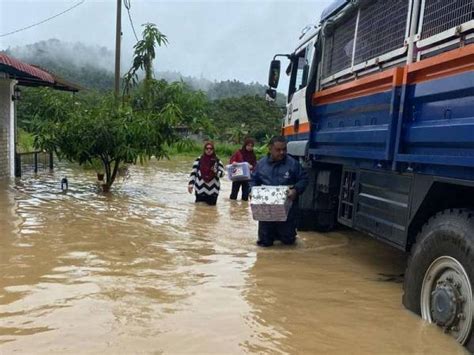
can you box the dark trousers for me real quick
[258,220,297,246]
[230,181,250,201]
[195,193,218,205]
[257,206,297,246]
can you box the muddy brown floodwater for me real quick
[0,159,468,354]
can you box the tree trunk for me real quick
[100,158,121,192]
[101,157,112,192]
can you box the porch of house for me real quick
[0,53,80,179]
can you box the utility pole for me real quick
[114,0,122,98]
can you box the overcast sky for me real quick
[0,0,332,85]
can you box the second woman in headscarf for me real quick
[229,138,257,201]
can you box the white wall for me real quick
[0,78,16,179]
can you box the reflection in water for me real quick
[0,159,467,354]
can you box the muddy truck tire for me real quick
[403,209,474,352]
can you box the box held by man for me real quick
[250,185,292,221]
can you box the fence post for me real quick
[49,152,54,171]
[14,153,21,178]
[34,152,38,174]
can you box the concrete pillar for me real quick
[0,78,17,179]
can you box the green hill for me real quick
[3,39,286,105]
[6,39,286,144]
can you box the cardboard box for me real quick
[250,185,292,221]
[226,162,251,181]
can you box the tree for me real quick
[31,22,178,192]
[32,89,180,191]
[207,95,283,143]
[228,123,248,144]
[124,23,168,98]
[130,79,213,135]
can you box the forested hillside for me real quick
[4,39,286,104]
[5,39,286,143]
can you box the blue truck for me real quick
[267,0,474,350]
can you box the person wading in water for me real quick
[250,135,308,246]
[229,138,257,201]
[188,142,225,206]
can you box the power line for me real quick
[0,0,86,38]
[124,0,139,42]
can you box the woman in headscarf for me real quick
[229,138,257,201]
[188,142,225,205]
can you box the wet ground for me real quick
[0,158,467,354]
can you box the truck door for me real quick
[284,42,314,147]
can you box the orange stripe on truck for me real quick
[282,121,310,136]
[404,44,474,85]
[313,67,404,106]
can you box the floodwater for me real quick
[0,158,467,354]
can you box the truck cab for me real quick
[267,26,319,159]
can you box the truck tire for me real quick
[403,209,474,352]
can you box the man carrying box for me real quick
[250,136,308,247]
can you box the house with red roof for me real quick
[0,53,79,178]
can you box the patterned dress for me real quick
[188,157,225,205]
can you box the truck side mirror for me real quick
[265,88,277,101]
[268,60,281,88]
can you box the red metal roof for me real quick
[0,53,54,83]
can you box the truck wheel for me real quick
[403,209,474,351]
